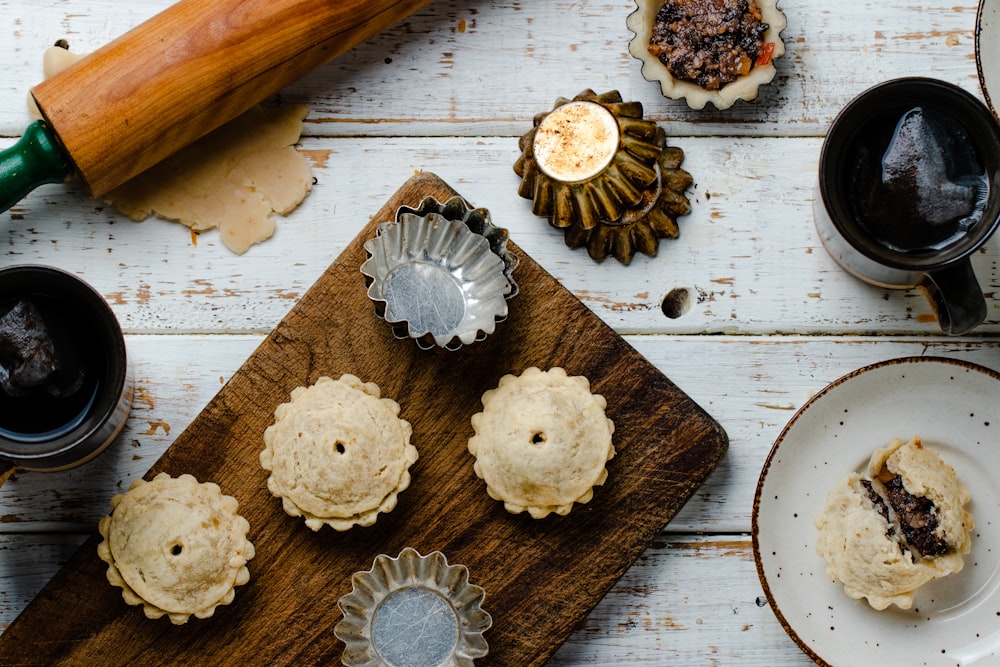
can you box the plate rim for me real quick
[750,355,1000,666]
[976,0,998,124]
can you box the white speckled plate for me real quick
[977,0,1000,123]
[753,357,1000,667]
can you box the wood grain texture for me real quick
[2,335,998,535]
[0,172,727,665]
[2,335,999,664]
[6,135,1000,338]
[2,1,998,664]
[31,0,434,195]
[0,0,982,140]
[0,533,817,665]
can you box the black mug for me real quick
[815,77,1000,334]
[0,265,133,471]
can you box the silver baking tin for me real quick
[361,196,518,351]
[335,548,492,667]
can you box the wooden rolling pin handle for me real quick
[29,0,433,198]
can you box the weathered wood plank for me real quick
[1,334,998,534]
[1,1,996,664]
[5,136,999,336]
[0,1,983,139]
[548,535,815,666]
[0,534,814,666]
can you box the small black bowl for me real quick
[0,265,132,471]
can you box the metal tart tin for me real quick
[515,91,693,264]
[514,89,663,232]
[563,128,693,264]
[0,265,133,472]
[335,548,492,667]
[361,196,517,351]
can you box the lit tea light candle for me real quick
[531,100,621,183]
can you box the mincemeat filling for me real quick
[861,480,891,524]
[883,475,950,558]
[861,479,900,545]
[649,0,769,90]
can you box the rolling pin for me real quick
[0,0,434,213]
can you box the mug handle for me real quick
[920,258,988,335]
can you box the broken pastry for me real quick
[814,437,974,610]
[30,43,313,254]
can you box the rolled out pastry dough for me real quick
[31,45,313,254]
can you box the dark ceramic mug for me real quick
[0,265,133,471]
[815,77,1000,334]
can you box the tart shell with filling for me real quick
[627,0,787,110]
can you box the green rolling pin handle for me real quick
[0,120,71,214]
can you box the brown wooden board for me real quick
[0,172,728,666]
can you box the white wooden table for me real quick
[1,1,997,664]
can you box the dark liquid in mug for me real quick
[0,294,103,442]
[846,105,990,253]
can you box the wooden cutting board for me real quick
[0,172,727,666]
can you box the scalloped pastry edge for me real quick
[626,0,787,110]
